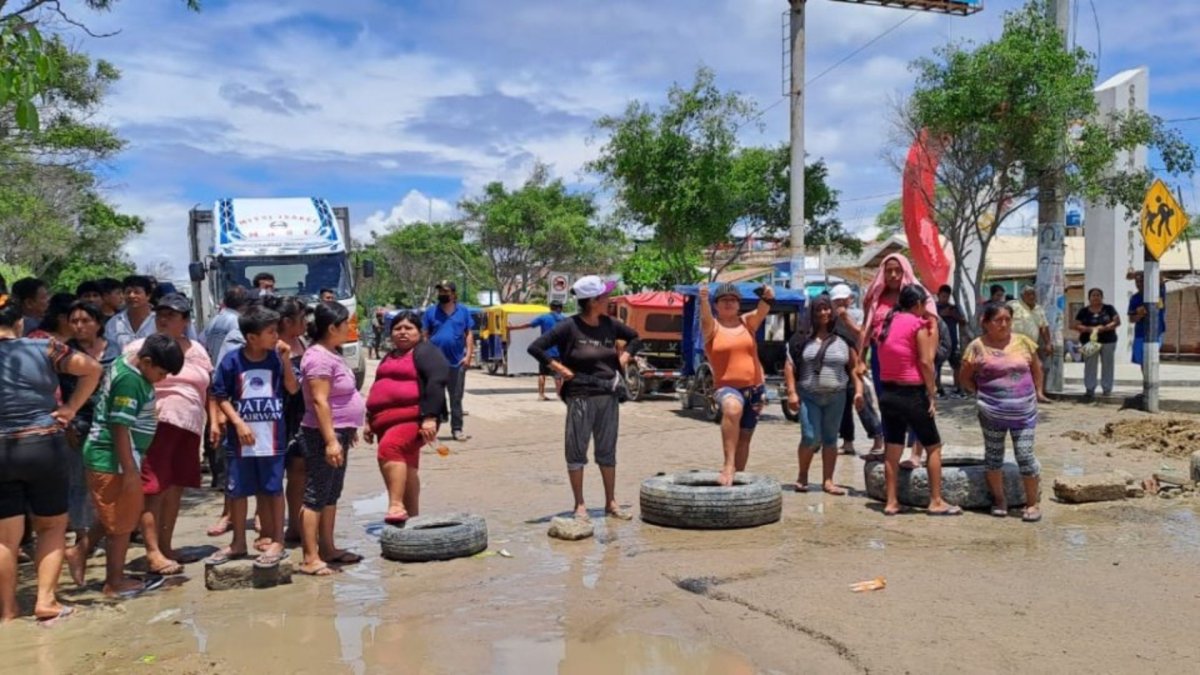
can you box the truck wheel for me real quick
[640,472,782,530]
[379,513,488,562]
[782,399,800,422]
[625,365,644,402]
[697,365,720,423]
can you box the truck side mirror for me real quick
[188,262,206,282]
[362,259,376,279]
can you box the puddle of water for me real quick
[492,632,759,675]
[352,491,389,517]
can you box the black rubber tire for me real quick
[639,471,782,530]
[626,364,645,402]
[379,513,488,562]
[697,365,720,423]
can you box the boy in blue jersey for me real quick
[208,306,299,567]
[510,300,567,400]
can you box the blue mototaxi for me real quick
[674,283,809,423]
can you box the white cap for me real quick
[830,284,854,301]
[571,275,617,300]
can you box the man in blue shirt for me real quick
[510,300,567,401]
[1128,272,1166,374]
[423,280,474,441]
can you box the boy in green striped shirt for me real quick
[83,334,184,597]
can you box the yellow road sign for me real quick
[1141,179,1187,261]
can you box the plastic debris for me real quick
[138,655,158,664]
[498,549,513,558]
[850,577,886,592]
[148,609,181,624]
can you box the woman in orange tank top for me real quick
[700,282,773,486]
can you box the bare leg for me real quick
[317,506,339,559]
[298,505,326,574]
[64,524,103,586]
[0,515,23,622]
[102,533,141,597]
[140,494,176,573]
[734,430,753,472]
[537,375,548,400]
[207,496,232,537]
[925,444,957,512]
[795,446,816,491]
[985,470,1007,511]
[31,514,68,619]
[158,486,183,560]
[568,467,586,518]
[821,445,846,495]
[285,457,306,542]
[717,398,744,486]
[403,468,420,517]
[262,495,285,558]
[883,443,904,515]
[379,460,410,519]
[228,497,249,556]
[599,465,622,515]
[1022,476,1041,520]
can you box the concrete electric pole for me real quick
[1035,0,1071,393]
[788,0,807,292]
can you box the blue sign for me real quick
[1066,210,1082,228]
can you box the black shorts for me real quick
[0,433,69,519]
[879,383,941,448]
[539,362,555,377]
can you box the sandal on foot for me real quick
[383,513,409,526]
[822,484,847,496]
[36,606,77,625]
[793,482,810,493]
[928,505,963,517]
[990,506,1009,518]
[325,550,363,564]
[254,551,286,568]
[883,506,908,517]
[205,520,231,537]
[605,509,633,521]
[204,549,248,567]
[1022,508,1042,523]
[117,576,166,599]
[299,563,335,576]
[149,561,185,576]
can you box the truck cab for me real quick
[188,197,371,387]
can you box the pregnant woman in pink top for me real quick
[876,284,960,517]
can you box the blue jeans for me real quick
[800,391,846,447]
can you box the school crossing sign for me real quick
[1141,179,1187,261]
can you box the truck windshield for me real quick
[216,254,353,300]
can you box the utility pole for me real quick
[1035,0,1070,393]
[788,0,806,293]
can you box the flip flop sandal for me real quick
[149,561,185,576]
[991,507,1009,518]
[383,514,409,527]
[206,521,232,537]
[254,552,286,568]
[823,485,848,496]
[605,509,633,521]
[204,550,248,567]
[1022,509,1043,523]
[36,606,77,626]
[326,551,363,565]
[299,563,335,577]
[928,506,964,517]
[793,483,811,493]
[117,576,166,599]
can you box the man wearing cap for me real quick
[509,300,568,401]
[1009,285,1051,359]
[423,281,474,442]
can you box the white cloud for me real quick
[361,190,459,236]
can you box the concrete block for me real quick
[863,461,1028,509]
[205,558,293,591]
[1052,471,1133,504]
[548,516,594,541]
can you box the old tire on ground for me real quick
[863,461,1027,509]
[640,471,782,530]
[696,365,720,423]
[380,513,488,562]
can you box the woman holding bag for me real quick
[1072,288,1120,398]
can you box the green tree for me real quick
[41,193,142,290]
[899,0,1195,313]
[874,199,902,242]
[460,163,623,302]
[618,244,702,291]
[590,67,850,283]
[366,221,484,307]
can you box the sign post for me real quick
[1139,179,1187,413]
[547,272,571,306]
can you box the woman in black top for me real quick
[1072,287,1121,397]
[528,275,642,521]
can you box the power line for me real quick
[1166,116,1200,124]
[737,12,919,132]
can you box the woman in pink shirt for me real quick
[876,284,960,516]
[128,293,214,575]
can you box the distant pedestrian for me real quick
[528,275,641,520]
[75,281,103,308]
[370,309,384,359]
[1072,288,1120,398]
[829,284,883,457]
[11,277,50,336]
[876,284,960,517]
[699,282,772,486]
[784,294,863,495]
[1128,272,1165,375]
[253,272,276,294]
[936,284,968,397]
[422,281,474,442]
[960,302,1049,522]
[202,286,249,366]
[96,277,124,322]
[319,288,336,303]
[297,302,366,575]
[509,300,568,401]
[1009,285,1051,359]
[30,293,77,342]
[273,296,311,547]
[366,311,448,526]
[107,275,157,351]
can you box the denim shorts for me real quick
[714,384,766,430]
[800,390,846,447]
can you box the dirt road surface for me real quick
[4,364,1199,673]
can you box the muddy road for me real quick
[4,367,1199,674]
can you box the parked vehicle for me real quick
[607,291,685,401]
[674,283,808,423]
[188,197,372,386]
[479,303,550,376]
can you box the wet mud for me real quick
[4,369,1200,673]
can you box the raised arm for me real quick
[743,286,774,334]
[698,284,715,342]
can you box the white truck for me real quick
[187,197,374,386]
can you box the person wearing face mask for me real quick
[422,281,474,442]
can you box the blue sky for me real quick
[65,0,1200,275]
